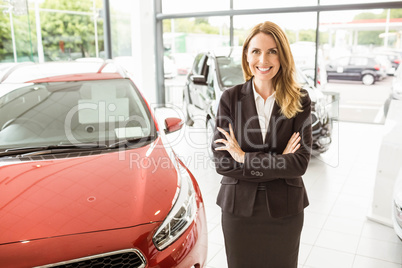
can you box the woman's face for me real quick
[246,32,280,83]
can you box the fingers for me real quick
[217,126,230,140]
[291,143,301,153]
[214,138,229,150]
[283,132,302,155]
[229,124,235,139]
[215,124,235,151]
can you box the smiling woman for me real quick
[212,21,312,268]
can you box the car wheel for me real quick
[206,118,215,159]
[362,74,375,85]
[182,91,194,126]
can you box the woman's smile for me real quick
[256,66,272,73]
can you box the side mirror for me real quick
[190,75,207,85]
[164,117,184,134]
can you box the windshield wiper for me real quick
[108,135,155,149]
[0,143,107,157]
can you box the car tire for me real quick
[182,91,194,126]
[206,118,215,160]
[362,74,375,85]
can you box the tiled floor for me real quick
[157,108,402,268]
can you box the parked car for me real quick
[183,47,332,155]
[326,55,387,85]
[393,173,402,240]
[384,64,402,116]
[374,50,401,76]
[0,61,207,267]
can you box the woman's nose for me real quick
[259,53,267,63]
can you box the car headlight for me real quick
[152,164,197,250]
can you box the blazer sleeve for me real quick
[212,89,312,182]
[212,88,246,179]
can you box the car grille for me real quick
[34,249,146,268]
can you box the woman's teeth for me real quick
[258,67,271,71]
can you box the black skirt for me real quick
[221,189,304,268]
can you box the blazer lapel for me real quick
[239,80,264,146]
[265,101,286,149]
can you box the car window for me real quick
[335,57,349,66]
[0,79,155,150]
[192,53,206,75]
[206,58,214,87]
[216,56,244,87]
[350,57,368,66]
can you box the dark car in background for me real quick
[183,47,333,155]
[326,55,386,85]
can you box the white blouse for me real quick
[252,81,275,143]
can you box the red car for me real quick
[0,61,207,267]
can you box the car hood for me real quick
[0,137,179,245]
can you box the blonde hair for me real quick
[241,21,304,119]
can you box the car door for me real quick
[347,56,369,80]
[327,57,350,80]
[196,56,216,110]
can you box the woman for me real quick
[212,21,312,267]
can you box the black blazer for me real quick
[212,79,312,218]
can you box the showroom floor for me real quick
[156,108,402,268]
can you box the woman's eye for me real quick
[269,49,278,54]
[252,50,260,54]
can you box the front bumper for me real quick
[0,206,208,268]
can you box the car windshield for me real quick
[216,54,310,88]
[0,79,156,151]
[216,56,245,88]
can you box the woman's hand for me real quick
[283,132,301,154]
[214,123,245,163]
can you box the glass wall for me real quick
[319,8,402,124]
[158,3,402,125]
[0,0,138,63]
[0,0,104,63]
[109,0,132,57]
[321,0,402,4]
[163,17,231,103]
[161,0,230,14]
[0,0,35,62]
[233,0,317,9]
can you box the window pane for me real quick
[319,9,401,124]
[0,0,104,63]
[0,2,35,63]
[110,0,133,57]
[234,0,317,9]
[163,17,231,105]
[162,0,230,14]
[321,0,401,5]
